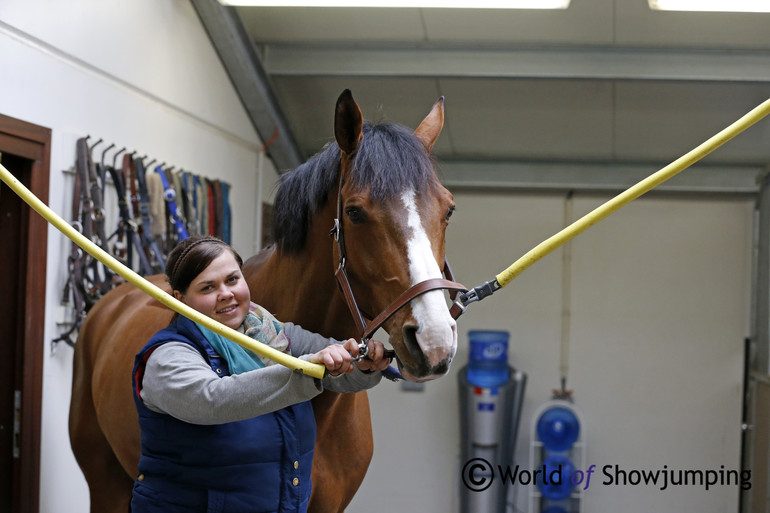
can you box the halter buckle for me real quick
[331,218,341,242]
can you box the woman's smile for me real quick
[173,251,252,330]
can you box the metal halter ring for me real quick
[351,339,370,362]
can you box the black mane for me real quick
[273,121,437,253]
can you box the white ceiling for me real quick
[231,1,770,191]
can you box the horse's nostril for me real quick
[402,324,419,352]
[402,323,428,363]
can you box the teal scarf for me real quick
[196,303,290,375]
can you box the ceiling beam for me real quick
[190,0,303,171]
[439,160,765,194]
[264,44,770,83]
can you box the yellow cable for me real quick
[0,162,326,379]
[496,98,770,288]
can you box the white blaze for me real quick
[401,189,457,368]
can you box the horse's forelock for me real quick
[351,122,437,200]
[273,122,438,254]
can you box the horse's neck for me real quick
[245,211,358,341]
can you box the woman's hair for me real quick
[165,236,244,294]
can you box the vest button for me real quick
[137,474,144,482]
[294,461,299,469]
[292,478,299,486]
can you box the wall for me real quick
[351,191,752,513]
[0,1,276,511]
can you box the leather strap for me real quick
[124,153,140,220]
[362,277,466,341]
[214,179,224,239]
[449,301,464,320]
[134,157,165,271]
[155,165,189,242]
[207,179,215,235]
[109,163,153,275]
[334,265,367,337]
[105,164,129,261]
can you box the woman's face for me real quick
[173,251,251,330]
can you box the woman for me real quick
[131,236,390,513]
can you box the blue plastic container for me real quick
[538,455,575,500]
[536,406,580,452]
[466,330,510,387]
[541,507,569,513]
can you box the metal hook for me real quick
[112,147,126,168]
[101,143,115,167]
[89,138,104,154]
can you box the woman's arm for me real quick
[140,342,323,425]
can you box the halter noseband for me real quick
[330,174,467,359]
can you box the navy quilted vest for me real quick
[131,316,316,513]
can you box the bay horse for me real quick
[69,89,459,512]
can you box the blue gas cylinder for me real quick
[536,406,580,452]
[466,330,510,388]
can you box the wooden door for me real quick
[0,114,51,513]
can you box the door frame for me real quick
[0,114,51,513]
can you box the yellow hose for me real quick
[0,162,326,379]
[496,97,770,288]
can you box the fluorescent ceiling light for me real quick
[220,0,570,8]
[649,0,770,12]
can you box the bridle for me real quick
[329,174,467,359]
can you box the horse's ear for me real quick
[334,89,363,155]
[414,96,444,153]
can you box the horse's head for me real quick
[332,90,458,381]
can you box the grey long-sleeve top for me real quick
[140,322,382,425]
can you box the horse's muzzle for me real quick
[397,357,452,382]
[395,323,455,381]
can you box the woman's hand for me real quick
[353,339,392,373]
[309,343,356,376]
[309,339,392,376]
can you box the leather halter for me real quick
[330,175,467,348]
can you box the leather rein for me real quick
[329,175,467,359]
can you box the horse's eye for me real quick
[445,205,455,222]
[345,206,366,224]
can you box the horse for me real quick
[69,89,460,513]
